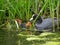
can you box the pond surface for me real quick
[0,29,60,45]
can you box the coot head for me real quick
[29,14,43,24]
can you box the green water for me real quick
[0,29,60,45]
[0,30,19,45]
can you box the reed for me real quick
[0,0,60,31]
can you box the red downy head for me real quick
[26,22,31,27]
[16,19,21,24]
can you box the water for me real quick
[0,29,60,45]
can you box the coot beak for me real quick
[29,14,34,22]
[29,14,37,22]
[29,18,33,22]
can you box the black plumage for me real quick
[29,14,60,30]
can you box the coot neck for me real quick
[35,17,43,24]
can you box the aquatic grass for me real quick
[32,0,49,27]
[49,0,55,32]
[0,0,60,30]
[32,0,60,32]
[56,0,59,30]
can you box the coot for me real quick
[29,14,60,31]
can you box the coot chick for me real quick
[16,18,31,29]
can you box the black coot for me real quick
[29,14,60,31]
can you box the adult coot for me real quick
[29,14,60,31]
